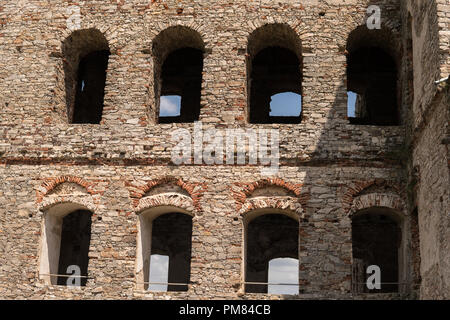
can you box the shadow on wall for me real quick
[292,15,421,295]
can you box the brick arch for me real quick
[148,21,209,51]
[232,178,309,213]
[246,22,303,58]
[135,193,197,216]
[59,25,120,52]
[36,176,96,204]
[343,23,402,67]
[60,28,111,55]
[242,18,304,40]
[238,197,303,220]
[340,179,404,214]
[37,196,97,214]
[126,177,206,213]
[349,193,406,218]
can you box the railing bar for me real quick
[138,282,191,286]
[352,282,409,284]
[243,282,300,286]
[39,274,90,279]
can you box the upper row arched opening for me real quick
[62,28,110,124]
[247,23,303,124]
[346,26,400,126]
[60,24,402,127]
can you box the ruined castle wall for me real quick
[405,0,450,300]
[412,88,449,300]
[0,165,407,299]
[0,0,423,299]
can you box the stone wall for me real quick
[0,0,446,300]
[405,0,449,300]
[412,86,449,300]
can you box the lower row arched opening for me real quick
[244,212,299,295]
[351,207,404,294]
[137,207,193,292]
[37,203,411,295]
[39,203,93,286]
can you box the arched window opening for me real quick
[153,26,204,123]
[39,204,93,287]
[247,24,303,124]
[62,29,110,124]
[346,27,399,126]
[268,257,299,295]
[57,210,92,286]
[351,208,401,293]
[158,48,203,122]
[250,47,302,123]
[245,213,299,294]
[138,211,193,292]
[72,50,110,123]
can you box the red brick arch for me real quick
[135,193,197,216]
[231,178,309,212]
[340,179,404,214]
[36,176,96,203]
[350,193,406,218]
[38,196,97,214]
[125,176,206,213]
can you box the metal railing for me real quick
[243,282,299,286]
[39,273,90,279]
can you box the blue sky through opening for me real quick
[160,95,181,117]
[268,258,299,295]
[347,91,357,117]
[148,254,169,292]
[148,254,299,294]
[159,92,356,118]
[269,92,302,117]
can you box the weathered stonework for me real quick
[0,0,448,300]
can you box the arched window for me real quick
[62,29,110,124]
[245,212,299,294]
[137,208,193,291]
[247,24,303,124]
[39,203,92,286]
[346,27,399,125]
[153,26,204,123]
[351,207,401,293]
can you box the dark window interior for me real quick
[72,50,110,124]
[150,212,193,291]
[246,214,298,293]
[57,210,92,286]
[250,46,302,124]
[158,48,203,123]
[347,47,398,125]
[352,210,401,293]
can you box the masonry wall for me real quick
[0,0,443,299]
[405,0,449,300]
[411,88,449,300]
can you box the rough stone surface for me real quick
[0,0,448,300]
